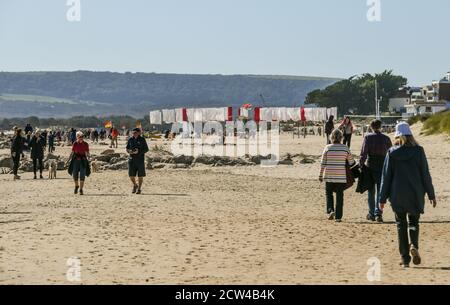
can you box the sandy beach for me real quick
[1,123,449,285]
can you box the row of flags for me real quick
[103,121,142,130]
[149,105,338,125]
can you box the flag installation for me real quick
[149,111,162,125]
[148,106,338,125]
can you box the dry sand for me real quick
[1,123,449,284]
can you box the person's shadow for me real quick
[413,266,450,271]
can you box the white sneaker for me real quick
[328,212,335,220]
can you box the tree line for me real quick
[305,70,407,115]
[0,115,152,130]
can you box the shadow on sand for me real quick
[0,219,33,225]
[0,212,32,215]
[413,266,450,271]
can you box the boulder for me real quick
[146,154,173,164]
[0,141,10,149]
[19,160,34,172]
[101,149,116,155]
[46,153,59,160]
[151,163,167,169]
[172,155,194,165]
[279,159,294,165]
[0,167,12,175]
[0,156,12,168]
[110,156,127,164]
[192,155,216,165]
[279,153,294,165]
[300,158,315,164]
[103,160,128,171]
[247,155,272,165]
[93,153,122,163]
[164,163,190,169]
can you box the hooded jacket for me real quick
[380,145,435,215]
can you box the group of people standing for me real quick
[10,125,149,197]
[319,119,437,268]
[10,126,55,180]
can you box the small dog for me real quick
[91,161,100,173]
[48,160,57,179]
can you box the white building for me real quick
[388,88,410,113]
[402,72,450,118]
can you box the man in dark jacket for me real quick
[380,122,436,268]
[126,128,149,194]
[11,128,25,180]
[359,120,392,222]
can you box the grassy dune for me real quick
[422,110,450,136]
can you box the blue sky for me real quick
[0,0,449,85]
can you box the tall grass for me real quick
[408,114,431,125]
[422,111,450,136]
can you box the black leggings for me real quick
[12,154,21,176]
[33,158,44,175]
[395,212,420,264]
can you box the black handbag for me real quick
[345,161,356,190]
[67,156,74,176]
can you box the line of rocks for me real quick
[145,152,317,170]
[0,149,317,174]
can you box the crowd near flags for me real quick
[149,106,338,125]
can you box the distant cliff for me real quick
[0,71,340,118]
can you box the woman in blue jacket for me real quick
[380,122,437,268]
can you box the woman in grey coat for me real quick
[380,122,437,268]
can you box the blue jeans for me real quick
[368,181,382,217]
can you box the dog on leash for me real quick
[91,161,100,173]
[48,160,57,179]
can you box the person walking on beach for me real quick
[110,127,119,148]
[92,129,99,143]
[11,128,25,180]
[70,128,77,145]
[359,120,392,223]
[126,128,149,194]
[319,129,356,222]
[29,130,45,179]
[339,116,354,148]
[69,131,90,195]
[325,115,334,144]
[379,122,437,268]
